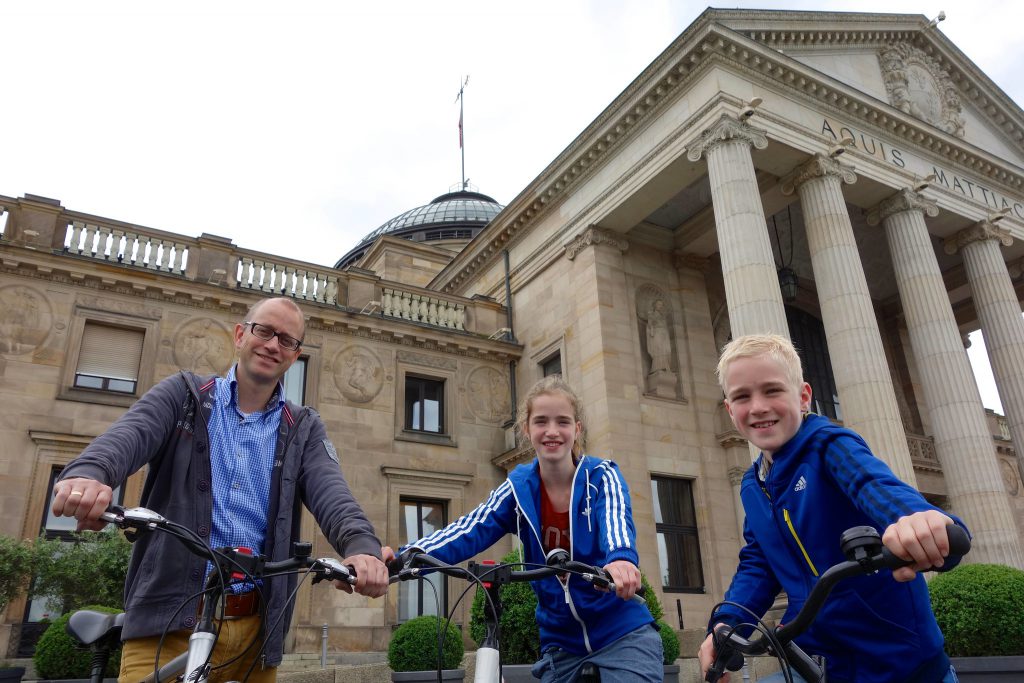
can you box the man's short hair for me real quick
[244,297,306,338]
[716,333,804,391]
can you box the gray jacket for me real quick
[59,370,382,666]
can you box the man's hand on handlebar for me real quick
[882,510,955,582]
[336,552,392,598]
[602,560,641,601]
[51,477,113,532]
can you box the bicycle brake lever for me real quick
[313,558,356,585]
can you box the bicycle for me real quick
[388,547,648,683]
[66,506,358,683]
[704,523,972,683]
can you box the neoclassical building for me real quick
[2,8,1024,661]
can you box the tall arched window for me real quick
[786,307,841,421]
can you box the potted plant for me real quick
[33,605,122,682]
[388,615,464,682]
[929,562,1024,681]
[0,534,35,683]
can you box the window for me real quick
[405,376,444,433]
[541,352,562,377]
[398,498,448,620]
[283,357,307,405]
[787,307,841,421]
[651,476,704,592]
[74,322,144,393]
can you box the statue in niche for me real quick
[637,291,679,399]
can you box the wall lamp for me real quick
[912,173,937,192]
[988,207,1012,224]
[739,96,763,121]
[828,134,855,158]
[927,11,946,29]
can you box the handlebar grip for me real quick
[881,523,971,571]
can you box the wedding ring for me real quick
[68,490,84,497]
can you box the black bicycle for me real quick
[389,548,646,683]
[66,505,358,683]
[705,524,971,683]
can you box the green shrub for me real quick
[388,615,464,672]
[929,563,1024,657]
[31,530,131,614]
[33,605,122,679]
[657,620,680,664]
[468,549,666,665]
[0,534,35,613]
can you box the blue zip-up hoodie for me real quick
[403,455,653,656]
[710,414,968,683]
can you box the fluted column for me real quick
[687,114,788,338]
[868,192,1023,567]
[781,155,916,484]
[947,221,1024,486]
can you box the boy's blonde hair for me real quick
[516,375,586,458]
[716,334,804,392]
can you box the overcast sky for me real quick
[2,0,1020,411]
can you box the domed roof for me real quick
[335,189,503,269]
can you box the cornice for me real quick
[435,20,1024,294]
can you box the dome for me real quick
[334,189,503,269]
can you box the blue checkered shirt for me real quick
[207,365,284,591]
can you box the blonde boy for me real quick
[699,334,965,683]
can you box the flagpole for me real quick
[456,76,469,191]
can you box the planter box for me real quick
[391,669,464,682]
[0,667,25,683]
[951,656,1024,682]
[663,663,680,683]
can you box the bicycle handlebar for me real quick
[390,548,645,605]
[100,506,357,586]
[705,524,971,682]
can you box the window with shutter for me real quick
[74,322,144,393]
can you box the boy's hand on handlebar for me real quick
[51,477,113,532]
[602,560,641,601]
[699,627,730,683]
[338,554,389,598]
[883,510,954,582]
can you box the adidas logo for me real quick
[794,476,807,492]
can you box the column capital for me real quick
[943,220,1013,255]
[726,465,748,486]
[685,113,768,162]
[780,154,856,196]
[865,188,939,226]
[563,225,629,261]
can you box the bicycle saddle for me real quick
[67,610,125,646]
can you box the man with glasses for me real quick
[51,297,389,683]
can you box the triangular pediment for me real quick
[704,9,1024,165]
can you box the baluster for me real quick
[109,230,125,263]
[323,277,338,305]
[382,289,394,316]
[294,270,309,300]
[279,266,294,295]
[418,296,429,322]
[427,299,439,326]
[237,257,251,287]
[400,292,412,319]
[439,302,453,328]
[259,261,275,293]
[135,234,155,268]
[455,306,466,330]
[67,222,83,253]
[94,225,112,258]
[172,243,188,274]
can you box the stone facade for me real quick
[3,7,1024,666]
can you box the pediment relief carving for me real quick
[879,42,965,138]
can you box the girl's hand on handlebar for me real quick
[602,560,641,601]
[339,554,390,598]
[882,510,954,582]
[51,477,113,532]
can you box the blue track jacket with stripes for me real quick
[403,455,654,656]
[710,414,968,683]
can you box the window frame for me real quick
[394,358,456,447]
[397,497,449,620]
[651,475,706,593]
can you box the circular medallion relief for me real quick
[466,366,510,424]
[1001,458,1020,497]
[333,345,384,404]
[174,318,234,375]
[0,285,53,355]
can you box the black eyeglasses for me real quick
[244,322,302,351]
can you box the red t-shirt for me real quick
[540,481,571,554]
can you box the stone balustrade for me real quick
[64,219,191,275]
[381,287,466,330]
[235,252,340,305]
